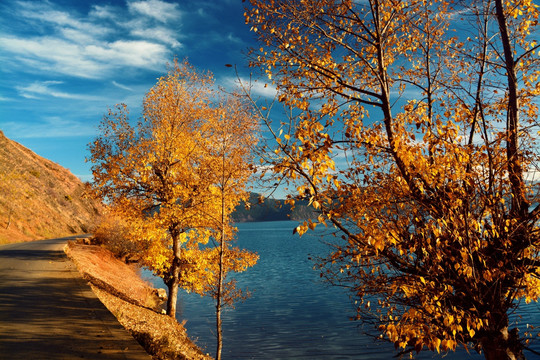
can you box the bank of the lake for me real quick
[65,240,211,360]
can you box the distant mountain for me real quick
[232,192,317,222]
[0,130,101,244]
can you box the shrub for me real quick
[29,169,40,178]
[92,215,139,262]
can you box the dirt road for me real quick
[0,236,150,359]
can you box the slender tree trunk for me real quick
[216,194,226,360]
[479,4,528,359]
[167,230,182,317]
[216,273,223,360]
[494,0,528,219]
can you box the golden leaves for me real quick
[90,58,259,308]
[247,0,540,356]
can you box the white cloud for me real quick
[0,35,169,79]
[2,116,96,138]
[242,79,277,98]
[224,76,278,99]
[17,2,107,36]
[0,1,182,79]
[250,81,278,98]
[59,27,96,44]
[112,81,134,91]
[131,27,182,48]
[89,4,117,20]
[448,7,473,20]
[526,167,540,183]
[16,81,104,101]
[227,32,242,44]
[86,40,169,68]
[1,36,105,78]
[128,0,181,23]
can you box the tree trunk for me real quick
[166,278,179,317]
[216,294,223,360]
[166,230,182,318]
[216,200,226,360]
[494,0,528,219]
[481,327,524,360]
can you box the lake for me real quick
[142,220,540,359]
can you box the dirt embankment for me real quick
[65,240,212,360]
[0,130,102,244]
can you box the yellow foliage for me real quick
[246,0,540,357]
[89,59,259,317]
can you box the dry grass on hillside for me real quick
[0,130,102,244]
[65,241,212,360]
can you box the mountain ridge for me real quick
[232,192,317,223]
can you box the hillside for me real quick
[0,130,101,244]
[232,192,317,222]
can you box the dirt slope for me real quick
[0,130,101,243]
[66,241,212,360]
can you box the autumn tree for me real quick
[89,60,220,317]
[198,94,259,360]
[245,0,540,359]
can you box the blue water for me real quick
[142,221,540,359]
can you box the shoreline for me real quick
[65,240,212,360]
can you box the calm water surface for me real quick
[143,221,540,359]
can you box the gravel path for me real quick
[0,236,150,360]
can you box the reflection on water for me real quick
[142,221,540,359]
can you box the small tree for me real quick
[245,0,540,359]
[202,94,259,360]
[89,61,260,358]
[89,59,218,317]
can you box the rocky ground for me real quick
[65,240,212,360]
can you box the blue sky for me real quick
[0,0,269,181]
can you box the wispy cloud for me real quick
[227,32,242,44]
[1,37,103,79]
[17,2,107,36]
[89,4,117,20]
[85,40,169,68]
[112,81,134,91]
[130,26,182,48]
[16,81,105,101]
[224,76,278,99]
[2,116,96,139]
[128,0,182,23]
[0,0,254,178]
[0,0,183,79]
[250,81,279,98]
[197,8,207,17]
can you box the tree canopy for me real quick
[89,60,259,323]
[245,0,540,358]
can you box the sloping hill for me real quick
[0,130,101,244]
[232,192,317,222]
